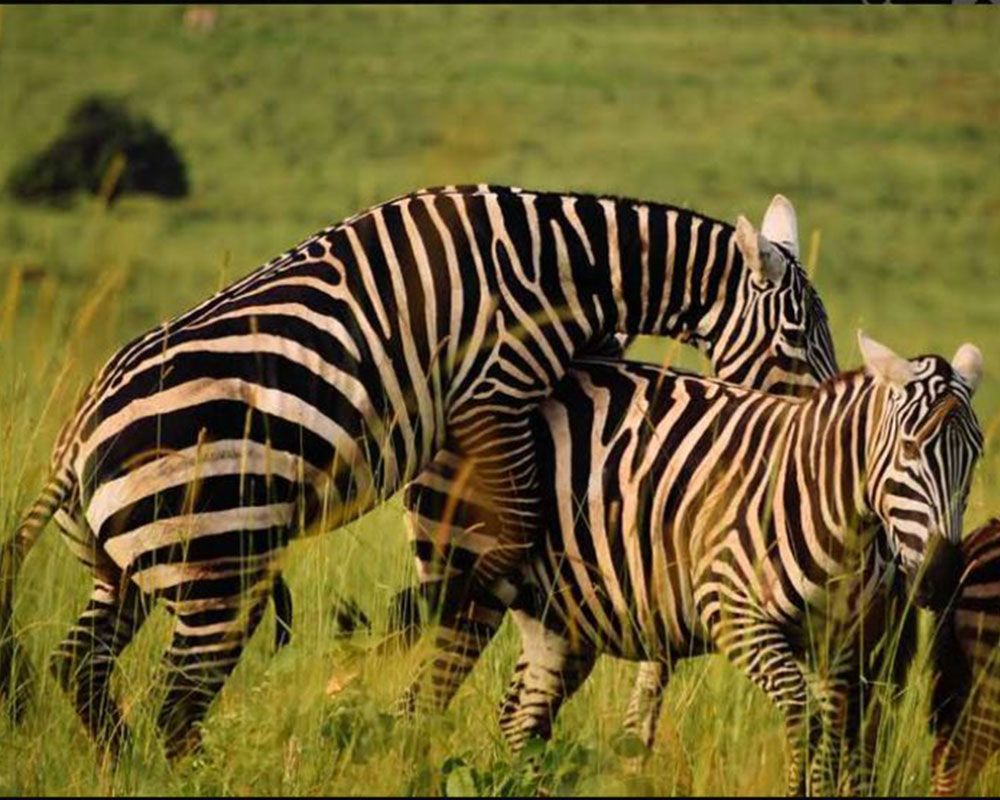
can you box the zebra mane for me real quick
[411,184,744,242]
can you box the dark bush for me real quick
[7,95,189,205]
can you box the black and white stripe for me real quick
[0,186,834,761]
[495,337,982,795]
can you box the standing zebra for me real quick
[490,335,982,795]
[0,186,836,762]
[930,518,1000,795]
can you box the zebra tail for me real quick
[1,470,73,720]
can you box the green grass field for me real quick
[1,5,999,795]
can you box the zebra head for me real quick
[859,332,984,591]
[708,195,839,397]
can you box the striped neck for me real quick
[588,197,741,344]
[782,372,882,551]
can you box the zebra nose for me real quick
[915,535,964,612]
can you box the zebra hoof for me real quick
[611,730,648,759]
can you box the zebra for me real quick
[929,518,1000,796]
[0,185,837,762]
[488,334,983,795]
[397,195,840,713]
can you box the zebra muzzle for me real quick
[914,536,965,612]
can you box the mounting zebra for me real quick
[930,518,1000,796]
[0,185,837,762]
[489,335,982,795]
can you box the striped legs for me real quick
[48,505,149,760]
[497,610,597,752]
[157,576,273,761]
[853,572,918,795]
[929,646,998,797]
[806,565,918,795]
[931,737,967,797]
[399,605,505,716]
[621,661,671,752]
[49,576,148,762]
[702,604,814,796]
[806,669,860,796]
[398,445,519,715]
[53,487,298,763]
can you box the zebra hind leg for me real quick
[619,660,671,757]
[496,627,597,792]
[398,445,518,716]
[497,610,597,754]
[49,574,149,764]
[156,577,271,762]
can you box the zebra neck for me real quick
[783,374,881,550]
[557,195,739,343]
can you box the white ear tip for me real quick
[734,215,758,255]
[858,332,914,387]
[953,343,983,391]
[858,330,889,356]
[761,195,799,258]
[768,194,794,213]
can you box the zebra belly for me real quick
[523,553,697,663]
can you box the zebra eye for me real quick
[901,438,921,461]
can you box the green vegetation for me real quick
[1,5,999,795]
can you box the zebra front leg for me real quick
[156,577,271,762]
[49,575,148,764]
[806,669,858,796]
[398,587,507,716]
[710,615,813,796]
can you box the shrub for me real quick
[7,95,189,205]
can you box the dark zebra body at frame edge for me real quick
[931,518,1000,796]
[0,184,833,761]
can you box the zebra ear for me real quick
[760,194,800,259]
[858,331,916,389]
[736,215,787,288]
[952,343,983,395]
